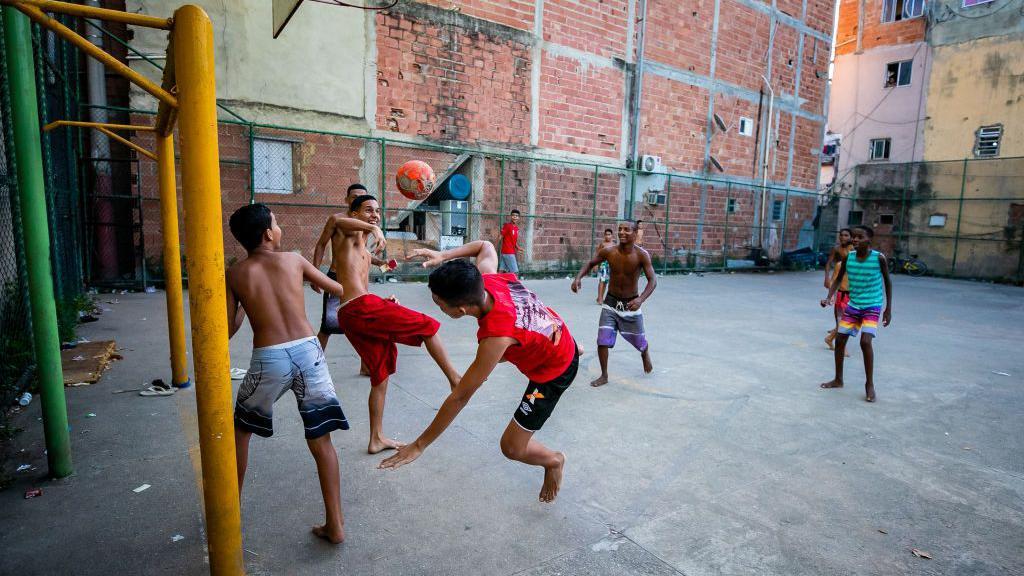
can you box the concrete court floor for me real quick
[1,271,1022,576]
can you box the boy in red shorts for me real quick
[325,194,461,453]
[380,240,579,503]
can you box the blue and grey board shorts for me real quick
[234,336,349,439]
[500,254,519,274]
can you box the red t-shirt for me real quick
[500,223,519,255]
[477,274,576,383]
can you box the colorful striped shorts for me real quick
[838,304,881,337]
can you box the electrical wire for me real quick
[310,0,398,10]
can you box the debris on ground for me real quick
[911,548,933,559]
[145,286,157,293]
[86,413,96,418]
[171,535,185,542]
[24,488,43,499]
[61,340,120,387]
[133,484,151,493]
[16,464,31,472]
[17,392,32,406]
[877,528,888,534]
[71,355,84,362]
[991,371,1010,376]
[140,379,175,397]
[230,368,248,380]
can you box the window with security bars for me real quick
[974,124,1002,158]
[882,0,924,22]
[885,60,913,87]
[253,138,294,194]
[772,199,785,221]
[726,198,737,213]
[869,138,891,161]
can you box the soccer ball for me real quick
[396,160,436,201]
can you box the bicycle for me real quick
[888,252,928,277]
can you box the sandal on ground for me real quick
[139,386,175,397]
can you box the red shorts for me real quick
[337,294,440,386]
[834,290,850,312]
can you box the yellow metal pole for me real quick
[42,119,155,132]
[97,126,156,160]
[0,0,172,28]
[16,4,178,108]
[172,5,243,575]
[156,133,189,389]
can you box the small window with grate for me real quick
[726,198,737,213]
[869,138,891,161]
[974,124,1002,158]
[253,138,294,194]
[885,60,913,87]
[772,199,785,221]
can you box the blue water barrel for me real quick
[447,173,471,200]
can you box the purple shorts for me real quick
[597,294,648,351]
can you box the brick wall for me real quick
[538,53,624,158]
[835,0,926,56]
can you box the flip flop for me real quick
[230,368,247,380]
[139,386,175,397]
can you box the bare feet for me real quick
[865,383,876,402]
[820,378,844,389]
[368,437,405,454]
[312,523,345,544]
[641,349,653,374]
[590,374,608,387]
[824,331,836,351]
[539,452,565,503]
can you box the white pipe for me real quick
[759,74,774,249]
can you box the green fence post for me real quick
[498,157,505,229]
[247,123,255,204]
[379,139,387,231]
[590,165,598,255]
[900,162,909,254]
[628,169,636,220]
[2,6,72,478]
[951,158,967,276]
[723,182,731,271]
[662,175,671,274]
[780,189,790,259]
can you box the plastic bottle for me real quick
[17,392,32,406]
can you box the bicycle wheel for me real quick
[906,260,927,277]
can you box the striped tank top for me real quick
[846,250,885,309]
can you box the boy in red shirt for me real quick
[379,240,579,503]
[498,209,523,274]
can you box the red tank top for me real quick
[477,274,576,383]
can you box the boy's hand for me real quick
[820,297,831,307]
[378,442,423,470]
[386,295,400,305]
[570,278,582,293]
[371,227,387,255]
[407,248,444,268]
[882,307,891,327]
[312,284,322,294]
[626,298,642,311]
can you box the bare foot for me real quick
[824,334,835,351]
[590,374,608,387]
[311,523,345,544]
[641,349,653,373]
[820,378,844,389]
[539,452,565,503]
[865,383,876,402]
[368,437,405,454]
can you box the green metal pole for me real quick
[247,123,255,204]
[499,158,505,234]
[779,189,789,258]
[590,165,598,255]
[628,169,636,220]
[662,175,671,274]
[379,139,387,232]
[723,183,731,271]
[950,158,967,276]
[3,6,72,478]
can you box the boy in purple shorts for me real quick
[571,220,657,387]
[820,225,893,402]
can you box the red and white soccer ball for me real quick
[395,160,436,201]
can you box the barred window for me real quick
[253,138,294,194]
[974,124,1002,158]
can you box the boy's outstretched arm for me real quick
[312,215,338,270]
[378,337,513,470]
[821,261,846,307]
[571,248,608,293]
[332,216,387,255]
[629,248,658,310]
[300,256,345,298]
[879,253,893,326]
[225,278,245,339]
[407,240,499,274]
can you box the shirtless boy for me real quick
[572,221,657,386]
[380,240,579,503]
[595,228,615,304]
[324,194,461,453]
[226,203,349,544]
[823,228,854,352]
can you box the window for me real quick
[882,0,924,22]
[884,60,913,87]
[879,214,895,225]
[869,138,891,161]
[963,0,993,7]
[848,211,864,226]
[929,214,947,227]
[726,198,737,213]
[772,199,785,221]
[253,138,294,194]
[738,117,754,137]
[974,124,1002,158]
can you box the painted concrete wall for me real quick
[829,42,930,175]
[928,0,1024,46]
[923,34,1024,161]
[125,0,367,131]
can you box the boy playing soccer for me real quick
[498,209,523,274]
[820,225,893,402]
[571,220,657,387]
[323,195,461,454]
[380,240,579,503]
[823,228,854,353]
[226,203,350,544]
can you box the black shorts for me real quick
[513,349,579,432]
[320,271,344,335]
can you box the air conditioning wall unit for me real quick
[645,191,667,206]
[639,154,663,173]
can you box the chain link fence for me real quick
[826,157,1024,282]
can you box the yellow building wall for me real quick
[923,34,1024,162]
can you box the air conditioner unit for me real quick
[645,191,667,206]
[639,154,662,173]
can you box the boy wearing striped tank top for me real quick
[820,225,892,402]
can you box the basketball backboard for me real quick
[273,0,304,38]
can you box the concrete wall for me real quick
[928,0,1024,46]
[923,33,1024,161]
[126,0,368,132]
[829,42,930,173]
